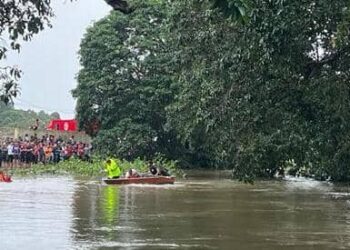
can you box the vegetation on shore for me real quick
[7,157,181,178]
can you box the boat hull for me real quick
[103,176,175,185]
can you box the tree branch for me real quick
[105,0,134,14]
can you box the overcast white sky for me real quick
[5,0,110,119]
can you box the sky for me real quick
[5,0,111,119]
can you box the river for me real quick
[0,174,350,249]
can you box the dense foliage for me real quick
[74,0,350,182]
[0,0,54,104]
[164,0,350,181]
[73,0,192,163]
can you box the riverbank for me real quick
[3,157,182,177]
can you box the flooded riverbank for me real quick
[0,175,349,249]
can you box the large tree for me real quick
[74,0,350,181]
[73,0,190,161]
[105,0,250,18]
[165,0,350,181]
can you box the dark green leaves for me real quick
[0,0,53,104]
[74,1,184,160]
[78,0,350,181]
[212,0,251,22]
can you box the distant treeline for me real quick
[0,103,60,130]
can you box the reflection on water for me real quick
[101,186,120,226]
[0,174,350,249]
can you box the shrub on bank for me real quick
[9,156,181,177]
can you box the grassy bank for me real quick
[7,157,182,177]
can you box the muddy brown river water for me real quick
[0,174,350,249]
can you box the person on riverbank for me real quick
[104,159,121,179]
[0,146,2,168]
[7,142,14,168]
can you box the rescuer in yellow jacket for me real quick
[104,159,121,179]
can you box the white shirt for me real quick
[7,144,14,155]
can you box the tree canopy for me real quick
[73,0,191,162]
[74,0,350,181]
[0,0,54,104]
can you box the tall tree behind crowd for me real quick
[73,0,192,162]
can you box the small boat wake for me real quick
[283,175,332,191]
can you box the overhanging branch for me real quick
[105,0,134,14]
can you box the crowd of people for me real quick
[0,131,171,179]
[0,133,92,168]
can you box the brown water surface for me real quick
[0,174,350,249]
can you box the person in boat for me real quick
[125,168,140,178]
[104,159,121,179]
[149,161,170,176]
[0,171,11,182]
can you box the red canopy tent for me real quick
[47,119,78,132]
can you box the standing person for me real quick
[0,144,2,168]
[44,143,53,163]
[53,143,62,163]
[30,118,39,130]
[38,143,45,164]
[13,142,20,167]
[33,144,40,164]
[7,142,14,168]
[69,135,76,145]
[104,159,121,179]
[83,143,92,162]
[2,143,8,167]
